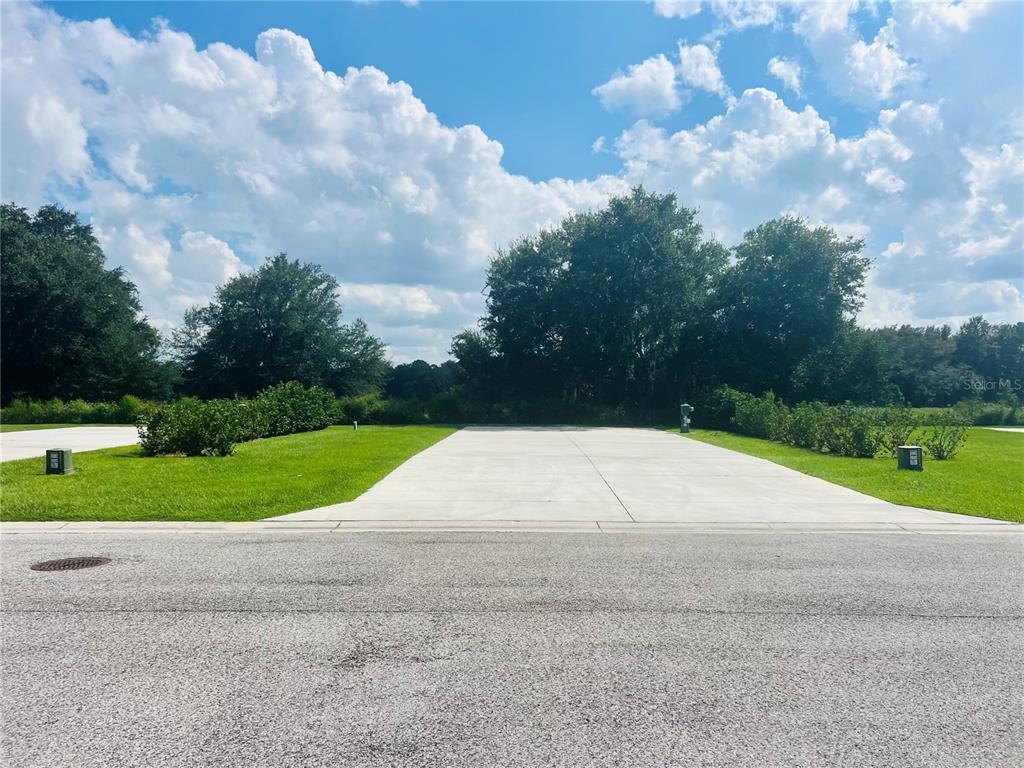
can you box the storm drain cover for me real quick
[30,557,111,572]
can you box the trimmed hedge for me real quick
[1,395,154,424]
[138,382,332,457]
[713,387,970,460]
[332,392,675,427]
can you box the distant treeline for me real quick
[2,194,1020,420]
[447,188,1022,411]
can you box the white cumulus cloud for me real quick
[652,1,703,20]
[767,56,801,95]
[1,2,627,360]
[677,42,732,100]
[613,87,1023,325]
[592,54,682,118]
[3,0,1022,363]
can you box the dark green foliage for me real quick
[334,394,385,424]
[787,402,829,450]
[718,387,904,459]
[334,391,676,427]
[464,187,727,405]
[695,386,739,430]
[172,253,388,398]
[716,217,870,400]
[254,381,333,437]
[138,398,242,457]
[1,395,154,424]
[377,398,430,424]
[727,388,783,440]
[951,400,1023,426]
[452,190,1018,413]
[1,204,174,403]
[819,404,883,458]
[454,190,886,409]
[333,394,429,425]
[920,415,970,460]
[138,382,332,457]
[791,324,898,404]
[876,406,917,457]
[864,318,1024,407]
[386,360,460,401]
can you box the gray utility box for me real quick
[680,403,694,433]
[45,449,73,475]
[897,445,923,471]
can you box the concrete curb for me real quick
[1,520,1019,535]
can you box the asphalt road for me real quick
[2,531,1021,767]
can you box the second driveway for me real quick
[273,427,998,526]
[0,427,140,462]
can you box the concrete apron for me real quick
[0,426,140,462]
[252,426,1016,532]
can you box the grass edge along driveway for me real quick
[677,427,1022,523]
[0,425,456,522]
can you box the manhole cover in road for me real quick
[30,557,111,572]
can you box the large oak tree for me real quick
[172,253,388,397]
[1,203,171,403]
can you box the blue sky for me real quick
[4,1,1022,361]
[48,1,878,180]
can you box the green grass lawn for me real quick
[0,423,117,433]
[0,425,456,522]
[678,427,1023,523]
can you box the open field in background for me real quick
[678,427,1023,523]
[0,425,455,522]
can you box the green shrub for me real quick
[376,398,429,424]
[877,406,917,457]
[138,383,333,457]
[138,398,241,457]
[699,387,738,430]
[809,404,882,458]
[767,401,792,442]
[920,414,970,460]
[1,395,155,424]
[787,401,829,450]
[952,400,1015,426]
[255,381,333,436]
[233,398,272,443]
[334,393,385,424]
[730,389,787,440]
[427,391,477,423]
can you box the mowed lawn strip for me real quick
[677,427,1023,523]
[0,425,456,522]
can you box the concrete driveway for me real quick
[273,426,1002,527]
[0,426,139,462]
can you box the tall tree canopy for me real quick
[0,203,171,403]
[173,253,388,397]
[464,187,728,403]
[715,216,870,399]
[386,359,460,401]
[454,188,877,407]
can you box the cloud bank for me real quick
[2,1,1021,362]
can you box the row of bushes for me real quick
[1,395,155,424]
[332,392,676,427]
[941,399,1023,426]
[711,388,969,459]
[6,389,1017,430]
[138,382,333,456]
